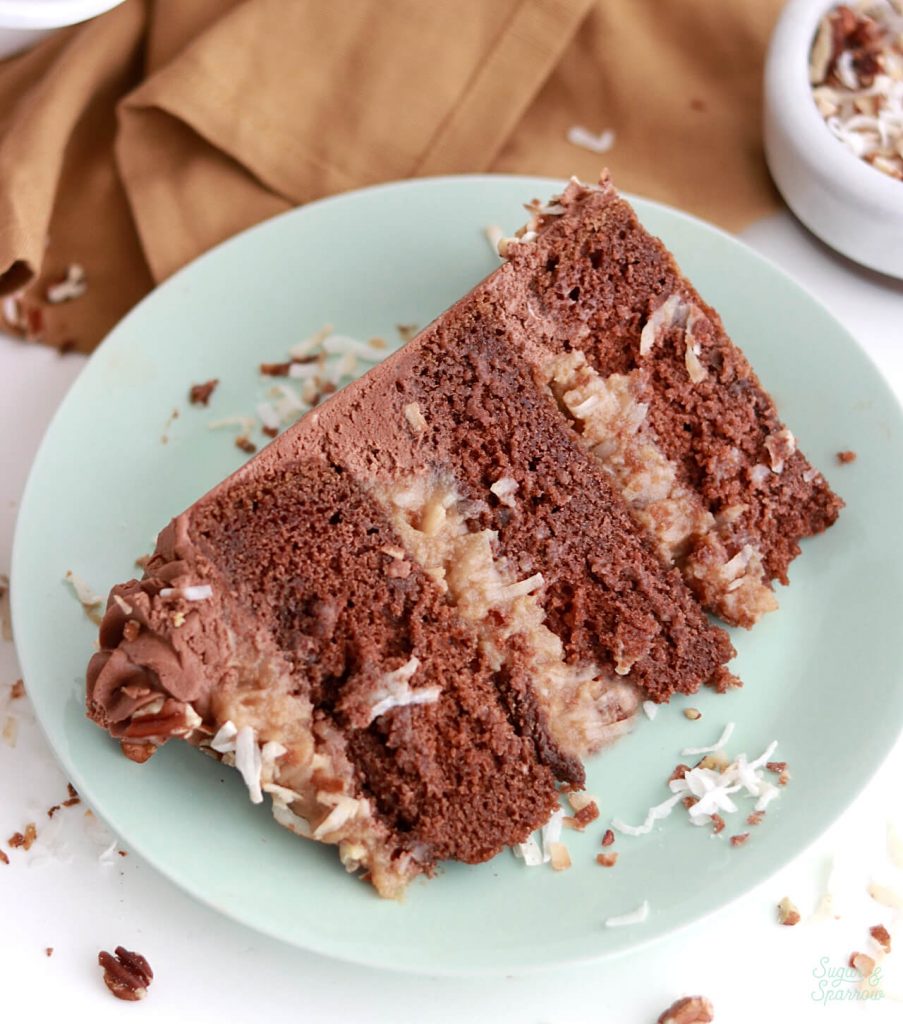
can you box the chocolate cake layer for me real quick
[490,176,842,627]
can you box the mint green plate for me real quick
[12,176,903,975]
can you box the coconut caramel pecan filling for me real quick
[542,350,777,628]
[374,473,639,757]
[201,683,417,899]
[88,575,421,899]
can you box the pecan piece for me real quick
[120,740,156,764]
[188,379,218,406]
[849,951,876,978]
[657,995,715,1023]
[98,946,153,1001]
[870,924,892,953]
[778,896,801,926]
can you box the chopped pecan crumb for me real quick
[564,801,600,831]
[47,804,61,818]
[669,764,690,782]
[66,783,78,800]
[837,450,857,464]
[683,707,702,720]
[870,924,892,953]
[0,849,8,865]
[778,896,801,926]
[235,435,257,454]
[262,425,279,438]
[62,796,81,808]
[259,361,292,376]
[574,801,600,828]
[596,852,618,867]
[118,849,128,858]
[657,995,715,1024]
[45,947,53,957]
[849,951,876,978]
[601,828,615,847]
[396,323,419,343]
[711,814,726,834]
[9,823,37,850]
[747,810,765,826]
[120,741,156,763]
[682,796,697,810]
[730,832,750,847]
[98,946,153,1001]
[188,379,219,406]
[766,761,791,785]
[10,679,24,699]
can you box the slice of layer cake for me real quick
[489,176,842,627]
[87,280,736,897]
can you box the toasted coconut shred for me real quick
[566,125,616,154]
[810,1,903,181]
[200,325,392,454]
[612,728,784,839]
[605,900,650,928]
[64,570,104,625]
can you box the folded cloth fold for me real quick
[0,0,780,353]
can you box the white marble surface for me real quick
[1,210,901,1022]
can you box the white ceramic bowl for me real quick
[765,0,903,278]
[0,0,125,60]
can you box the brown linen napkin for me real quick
[0,0,782,354]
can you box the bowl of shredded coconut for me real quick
[765,0,903,278]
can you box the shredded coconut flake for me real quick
[681,721,735,756]
[234,726,263,803]
[489,476,519,507]
[541,808,564,860]
[869,881,903,910]
[566,125,616,154]
[512,835,544,866]
[207,415,256,432]
[484,224,504,257]
[493,572,544,602]
[159,584,212,601]
[639,294,688,356]
[322,334,383,360]
[64,570,103,624]
[403,402,428,434]
[605,900,650,927]
[367,656,441,723]
[611,793,684,836]
[45,264,87,304]
[642,700,659,721]
[210,720,238,753]
[288,324,333,360]
[256,401,281,432]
